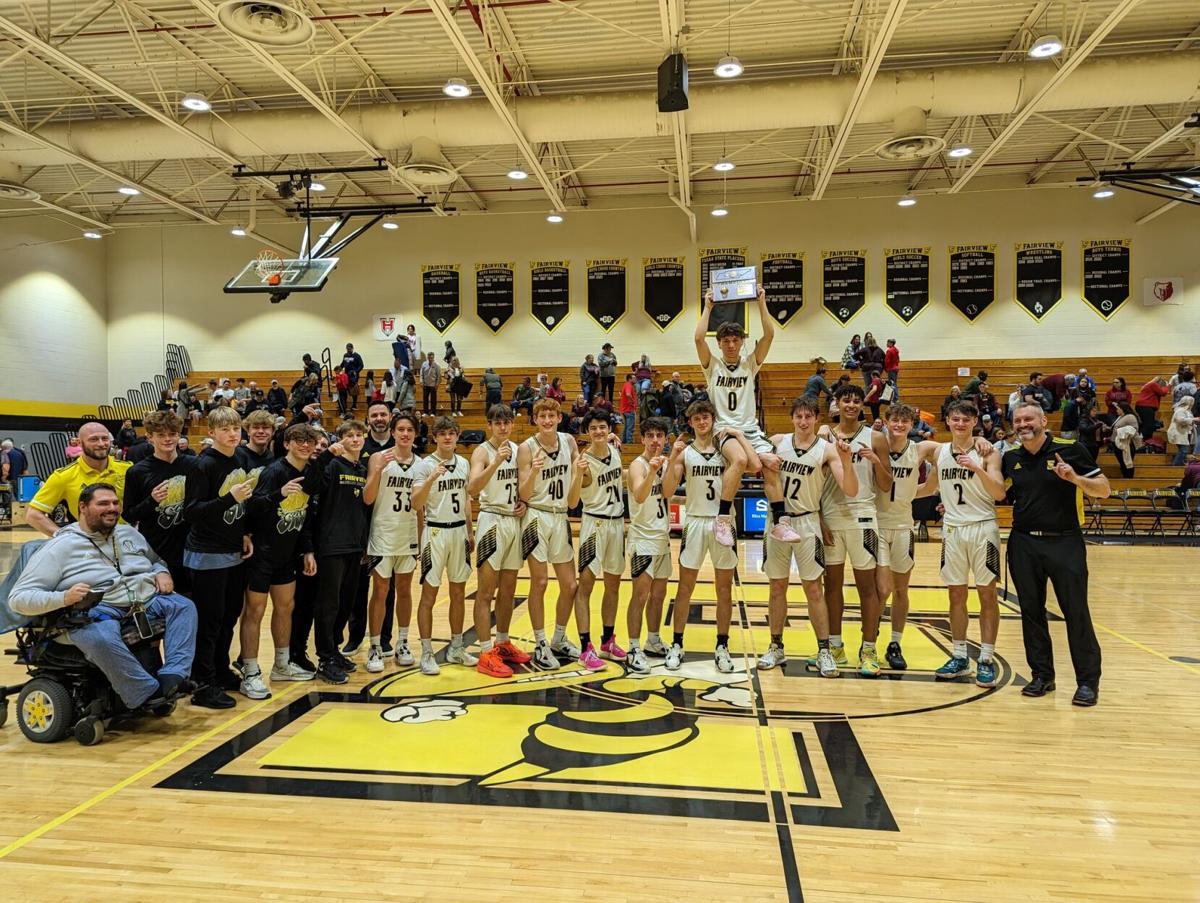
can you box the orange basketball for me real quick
[267,273,281,286]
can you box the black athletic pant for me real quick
[345,563,394,649]
[189,563,245,687]
[315,553,360,663]
[1134,404,1158,441]
[600,376,614,401]
[1007,530,1102,688]
[290,571,318,660]
[423,386,438,415]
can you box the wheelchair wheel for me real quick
[0,698,8,728]
[74,716,105,746]
[17,678,75,743]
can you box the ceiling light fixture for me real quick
[897,195,917,207]
[180,92,211,112]
[713,55,743,78]
[308,180,326,191]
[947,142,973,158]
[710,205,729,217]
[230,226,247,236]
[507,167,529,180]
[713,158,735,172]
[381,220,399,230]
[546,211,564,223]
[443,77,472,98]
[1028,34,1063,58]
[117,186,140,196]
[1092,188,1114,199]
[83,230,103,239]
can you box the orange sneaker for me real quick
[494,641,532,665]
[476,649,514,679]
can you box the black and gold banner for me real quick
[700,246,748,333]
[421,264,460,334]
[586,258,626,330]
[948,245,996,322]
[1015,241,1063,321]
[884,246,930,324]
[475,262,514,333]
[530,259,570,333]
[821,249,867,325]
[1081,239,1130,320]
[760,252,803,326]
[643,256,685,331]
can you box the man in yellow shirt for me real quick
[27,422,131,536]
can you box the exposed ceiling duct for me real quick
[873,106,944,161]
[215,1,314,46]
[395,137,458,187]
[1,52,1198,166]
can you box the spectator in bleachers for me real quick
[177,436,195,457]
[1111,402,1139,477]
[979,414,1002,443]
[446,358,469,417]
[392,336,410,372]
[1076,369,1096,400]
[175,381,201,423]
[1134,376,1169,441]
[598,343,617,401]
[1168,361,1191,389]
[233,378,251,412]
[856,333,885,384]
[405,324,423,364]
[546,376,567,405]
[864,370,886,421]
[1180,456,1200,493]
[394,370,417,412]
[301,352,322,383]
[266,379,287,415]
[619,374,637,442]
[290,373,319,414]
[379,370,397,410]
[116,419,138,451]
[363,370,378,404]
[659,380,684,424]
[1168,396,1196,465]
[568,394,590,433]
[2,438,25,497]
[841,334,862,370]
[632,355,655,393]
[420,352,441,416]
[65,436,82,459]
[443,340,457,364]
[1021,373,1055,412]
[591,390,620,428]
[1076,403,1103,463]
[333,365,350,417]
[975,382,999,422]
[1061,392,1087,439]
[804,358,832,404]
[1171,369,1196,405]
[884,338,901,386]
[1103,377,1130,423]
[941,386,962,421]
[511,377,536,423]
[157,390,175,412]
[579,354,600,403]
[480,367,503,408]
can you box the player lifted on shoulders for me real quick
[816,383,892,677]
[410,416,476,675]
[667,400,755,673]
[915,399,1007,688]
[517,398,585,670]
[757,396,857,675]
[574,411,628,671]
[467,404,531,679]
[695,287,797,547]
[625,417,684,673]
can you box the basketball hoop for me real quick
[254,248,284,283]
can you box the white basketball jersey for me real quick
[875,440,921,529]
[580,448,624,516]
[628,457,669,546]
[682,444,726,518]
[704,353,761,434]
[422,453,470,522]
[937,444,996,526]
[820,424,877,528]
[478,440,519,515]
[775,435,827,515]
[368,455,423,555]
[523,432,574,513]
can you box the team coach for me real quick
[1002,401,1109,707]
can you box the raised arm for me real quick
[694,288,714,369]
[363,449,392,505]
[467,443,502,495]
[862,429,893,492]
[752,287,774,365]
[410,459,444,511]
[628,457,654,504]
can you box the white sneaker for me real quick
[627,647,650,673]
[643,636,670,657]
[394,644,414,666]
[366,645,385,673]
[757,643,787,670]
[551,637,581,661]
[446,643,478,666]
[533,642,561,671]
[665,643,684,671]
[816,648,841,678]
[419,651,440,675]
[269,660,315,682]
[239,669,272,699]
[714,644,735,673]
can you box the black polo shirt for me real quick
[1001,434,1102,532]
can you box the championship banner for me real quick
[821,249,867,325]
[475,262,515,333]
[643,256,685,331]
[884,246,930,324]
[530,259,570,333]
[373,313,404,342]
[760,252,803,326]
[421,264,460,334]
[1081,239,1131,320]
[586,258,627,330]
[700,246,748,333]
[948,245,996,322]
[1015,241,1063,321]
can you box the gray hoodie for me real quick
[10,523,168,617]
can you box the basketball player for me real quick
[757,397,857,675]
[409,417,476,676]
[574,411,628,670]
[361,410,423,673]
[816,383,893,677]
[625,417,683,673]
[915,399,1007,687]
[517,398,585,670]
[667,400,754,672]
[695,286,795,547]
[468,404,532,679]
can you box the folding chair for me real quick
[1120,488,1162,541]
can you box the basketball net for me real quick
[255,249,284,282]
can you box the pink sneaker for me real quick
[600,636,627,661]
[713,516,736,547]
[770,518,803,543]
[578,643,605,671]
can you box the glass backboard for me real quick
[224,257,339,293]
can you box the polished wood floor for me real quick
[1,525,1197,903]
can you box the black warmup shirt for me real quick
[124,453,195,566]
[183,447,252,554]
[364,433,395,456]
[236,443,274,474]
[1001,434,1102,533]
[313,451,369,555]
[124,440,154,464]
[248,455,324,563]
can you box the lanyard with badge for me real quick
[83,533,155,639]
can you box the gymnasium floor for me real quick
[0,527,1197,902]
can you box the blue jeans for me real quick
[622,412,635,444]
[1174,444,1191,466]
[68,594,197,708]
[637,379,651,393]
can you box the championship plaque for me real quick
[711,266,757,302]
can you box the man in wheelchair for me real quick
[9,482,198,715]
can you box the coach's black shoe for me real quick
[1022,676,1056,697]
[1071,685,1098,707]
[336,653,358,673]
[217,669,242,691]
[317,660,349,685]
[191,686,236,709]
[885,641,907,671]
